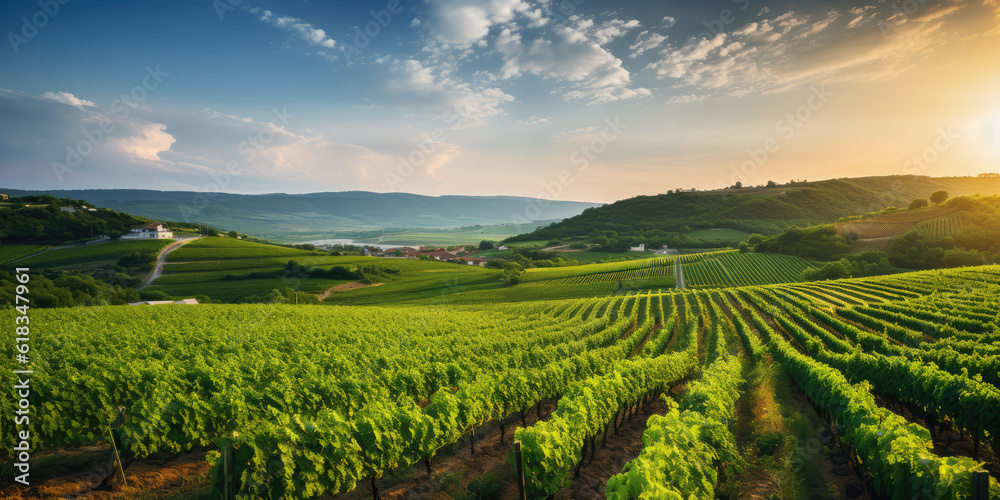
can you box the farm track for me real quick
[138,237,201,290]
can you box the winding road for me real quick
[137,236,201,290]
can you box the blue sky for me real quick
[1,0,999,202]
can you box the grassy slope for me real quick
[10,239,173,271]
[0,244,50,265]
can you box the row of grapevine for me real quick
[515,291,699,497]
[523,250,736,285]
[607,292,744,499]
[729,288,1000,499]
[746,288,1000,456]
[681,253,818,289]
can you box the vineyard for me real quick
[4,264,1000,499]
[9,239,173,270]
[681,251,819,288]
[0,244,49,265]
[836,205,968,241]
[523,251,729,285]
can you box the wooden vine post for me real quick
[514,440,527,500]
[220,441,238,500]
[972,470,989,500]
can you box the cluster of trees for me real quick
[116,251,158,270]
[0,195,145,245]
[485,260,525,286]
[497,248,580,268]
[801,252,894,281]
[906,190,949,210]
[283,260,400,284]
[887,229,995,269]
[0,195,229,245]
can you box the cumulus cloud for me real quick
[40,91,95,109]
[423,0,531,44]
[111,122,176,161]
[494,18,648,103]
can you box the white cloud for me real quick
[112,122,176,161]
[794,10,839,40]
[423,0,532,45]
[630,31,668,58]
[40,91,95,109]
[518,116,548,125]
[646,3,970,97]
[846,6,878,29]
[666,94,709,104]
[250,8,337,49]
[494,19,648,103]
[387,59,515,127]
[590,19,641,45]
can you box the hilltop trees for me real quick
[930,190,949,205]
[908,198,929,210]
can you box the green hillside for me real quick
[508,175,1000,248]
[10,239,174,271]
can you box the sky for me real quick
[1,0,999,203]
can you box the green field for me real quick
[553,250,657,263]
[166,236,318,261]
[5,265,1000,498]
[150,239,827,304]
[9,239,173,270]
[687,228,750,240]
[0,244,50,264]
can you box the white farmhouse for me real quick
[123,222,174,240]
[630,244,645,252]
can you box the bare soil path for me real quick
[137,236,201,290]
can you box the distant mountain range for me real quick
[1,189,602,240]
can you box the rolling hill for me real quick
[1,189,601,241]
[507,175,1000,244]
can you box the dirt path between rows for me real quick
[0,446,210,499]
[315,281,384,300]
